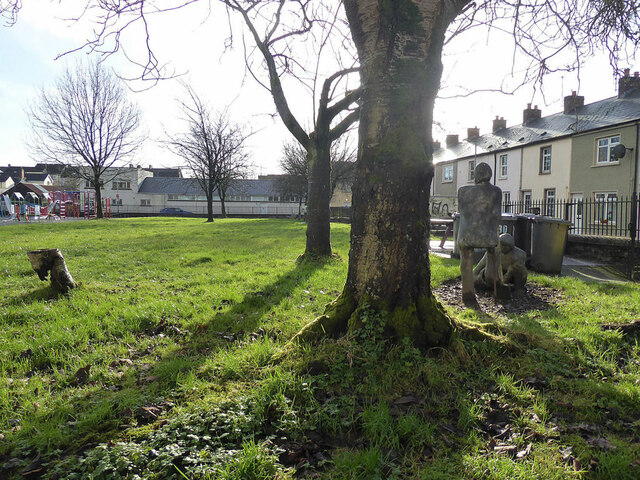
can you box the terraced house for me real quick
[432,70,640,235]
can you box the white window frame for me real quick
[140,199,151,206]
[468,160,476,182]
[544,188,556,217]
[499,154,508,179]
[596,135,621,164]
[594,192,618,224]
[540,146,552,174]
[443,165,454,183]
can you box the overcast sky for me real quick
[0,1,634,176]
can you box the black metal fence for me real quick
[502,196,639,241]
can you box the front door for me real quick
[571,193,583,235]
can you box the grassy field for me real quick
[0,217,639,479]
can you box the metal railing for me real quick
[502,196,639,240]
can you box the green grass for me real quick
[0,217,639,479]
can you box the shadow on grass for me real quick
[3,257,327,462]
[300,293,640,479]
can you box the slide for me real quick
[1,195,15,221]
[46,200,60,220]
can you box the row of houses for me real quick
[431,69,640,226]
[0,162,352,218]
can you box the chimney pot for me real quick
[445,134,459,147]
[492,117,507,133]
[619,68,640,97]
[523,104,542,125]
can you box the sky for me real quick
[0,1,636,176]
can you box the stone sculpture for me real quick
[457,162,502,308]
[474,233,528,293]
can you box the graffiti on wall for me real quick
[430,196,457,219]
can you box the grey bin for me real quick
[525,215,572,274]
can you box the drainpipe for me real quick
[493,152,497,185]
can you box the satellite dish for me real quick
[611,143,627,159]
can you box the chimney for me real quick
[564,91,584,113]
[523,103,542,124]
[445,134,459,147]
[492,116,506,133]
[467,126,480,139]
[433,140,441,150]
[618,69,640,97]
[149,164,153,170]
[129,163,134,168]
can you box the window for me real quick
[503,191,511,213]
[140,199,151,206]
[443,165,454,183]
[521,191,532,213]
[499,154,508,178]
[544,188,556,217]
[112,180,131,190]
[540,146,552,174]
[596,135,621,164]
[468,160,476,182]
[112,198,123,206]
[594,192,618,224]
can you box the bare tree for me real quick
[28,61,143,219]
[219,0,360,258]
[165,85,250,222]
[216,140,251,218]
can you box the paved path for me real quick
[429,239,629,283]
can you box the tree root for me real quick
[289,290,454,350]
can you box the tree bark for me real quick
[94,185,104,219]
[206,188,214,222]
[304,136,332,257]
[219,190,227,218]
[295,0,466,349]
[27,248,77,294]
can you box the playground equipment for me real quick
[0,194,14,221]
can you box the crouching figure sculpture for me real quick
[475,233,528,294]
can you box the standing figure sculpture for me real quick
[457,163,502,308]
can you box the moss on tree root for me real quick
[291,290,454,350]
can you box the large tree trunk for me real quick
[296,0,462,349]
[304,136,332,257]
[219,190,227,218]
[206,191,214,223]
[94,185,104,219]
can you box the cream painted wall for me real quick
[520,137,572,200]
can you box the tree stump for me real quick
[27,249,77,293]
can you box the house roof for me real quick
[138,177,280,196]
[24,173,50,182]
[433,89,640,164]
[2,182,51,199]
